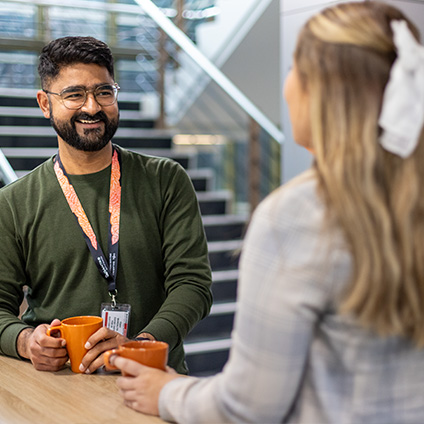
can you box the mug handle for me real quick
[104,349,119,370]
[46,325,62,337]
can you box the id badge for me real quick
[101,303,131,337]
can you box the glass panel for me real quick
[116,13,160,48]
[117,59,158,92]
[0,2,36,39]
[47,7,107,40]
[0,51,37,88]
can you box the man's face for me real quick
[44,63,119,152]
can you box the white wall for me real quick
[279,0,424,183]
[382,0,424,40]
[196,0,263,60]
[280,0,362,183]
[176,0,281,129]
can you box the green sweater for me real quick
[0,145,212,373]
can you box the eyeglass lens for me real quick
[61,85,118,109]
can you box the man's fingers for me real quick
[40,346,68,358]
[40,331,66,348]
[85,327,127,349]
[80,338,119,371]
[84,326,110,348]
[81,354,107,374]
[81,328,128,372]
[29,346,68,371]
[41,335,66,348]
[32,355,68,371]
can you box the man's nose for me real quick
[81,92,101,113]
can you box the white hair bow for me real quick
[378,20,424,158]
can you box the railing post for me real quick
[155,28,167,129]
[107,0,118,51]
[248,117,261,214]
[175,0,184,33]
[155,0,185,129]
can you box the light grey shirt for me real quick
[159,170,424,423]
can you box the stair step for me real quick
[208,239,242,270]
[186,168,214,192]
[185,301,237,343]
[197,190,233,215]
[0,126,174,149]
[184,338,232,355]
[184,300,237,376]
[0,88,143,111]
[0,89,39,108]
[202,214,247,241]
[185,342,231,376]
[211,269,239,302]
[1,146,196,171]
[0,107,155,129]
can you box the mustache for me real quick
[72,111,108,124]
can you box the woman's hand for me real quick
[112,356,181,416]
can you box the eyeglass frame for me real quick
[43,83,120,110]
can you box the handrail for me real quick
[0,149,18,185]
[6,0,215,22]
[135,0,284,144]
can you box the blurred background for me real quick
[0,0,422,376]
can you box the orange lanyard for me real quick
[54,147,122,298]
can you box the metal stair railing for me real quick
[0,148,18,186]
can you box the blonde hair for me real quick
[295,2,424,345]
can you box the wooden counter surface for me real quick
[0,355,165,424]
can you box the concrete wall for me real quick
[382,0,424,39]
[279,0,424,183]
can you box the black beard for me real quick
[50,110,119,152]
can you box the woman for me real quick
[111,2,424,422]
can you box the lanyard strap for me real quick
[54,147,122,297]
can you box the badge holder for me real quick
[101,292,131,337]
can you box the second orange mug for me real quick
[104,340,169,373]
[46,315,103,373]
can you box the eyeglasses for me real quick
[43,83,120,110]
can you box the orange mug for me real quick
[104,340,169,373]
[46,315,103,373]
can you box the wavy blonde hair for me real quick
[294,2,424,345]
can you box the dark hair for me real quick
[38,36,114,88]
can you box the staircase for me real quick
[0,88,246,376]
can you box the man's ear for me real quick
[36,90,51,119]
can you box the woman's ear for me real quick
[37,90,51,119]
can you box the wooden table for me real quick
[0,355,166,424]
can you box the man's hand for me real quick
[79,327,129,374]
[17,319,68,372]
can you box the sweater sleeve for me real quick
[141,161,213,351]
[158,173,337,423]
[0,188,32,358]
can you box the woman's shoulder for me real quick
[257,168,322,220]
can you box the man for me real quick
[0,36,212,374]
